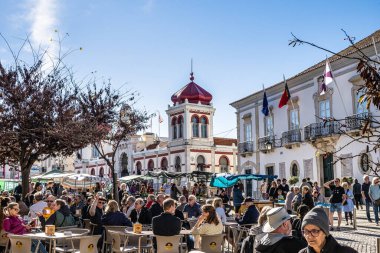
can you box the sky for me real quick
[0,0,379,138]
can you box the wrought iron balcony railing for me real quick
[281,129,302,146]
[238,141,254,154]
[258,135,277,152]
[304,121,340,141]
[345,112,372,131]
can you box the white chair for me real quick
[8,235,35,253]
[0,230,10,253]
[102,226,128,253]
[199,234,224,253]
[155,235,182,253]
[108,230,138,253]
[74,235,101,253]
[55,228,90,252]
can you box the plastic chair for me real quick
[83,219,91,230]
[74,235,101,253]
[108,230,138,253]
[199,234,224,253]
[155,235,182,253]
[8,235,34,253]
[55,228,90,252]
[102,226,128,253]
[0,230,10,253]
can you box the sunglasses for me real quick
[98,201,106,204]
[12,208,20,212]
[46,200,54,203]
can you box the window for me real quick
[172,117,177,139]
[197,156,206,171]
[175,156,181,172]
[160,157,168,170]
[91,168,95,175]
[92,145,100,158]
[120,153,128,177]
[99,167,104,177]
[289,109,299,130]
[148,159,154,171]
[219,157,229,173]
[319,99,330,119]
[291,163,298,177]
[356,90,368,114]
[360,153,370,173]
[265,116,274,136]
[178,116,184,138]
[192,116,199,137]
[201,117,208,138]
[136,161,142,175]
[244,122,252,141]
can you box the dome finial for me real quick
[190,58,194,81]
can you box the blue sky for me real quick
[0,0,379,138]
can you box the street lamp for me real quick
[265,141,273,151]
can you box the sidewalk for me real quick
[331,208,379,252]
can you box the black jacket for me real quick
[101,211,132,227]
[130,207,152,225]
[152,212,181,236]
[255,233,306,253]
[236,205,259,226]
[298,235,358,253]
[149,202,164,219]
[302,193,314,210]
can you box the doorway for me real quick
[245,169,252,198]
[323,153,334,197]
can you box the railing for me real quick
[304,121,340,141]
[281,129,302,146]
[258,135,276,152]
[345,112,372,131]
[238,141,254,154]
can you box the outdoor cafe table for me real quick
[115,229,192,253]
[22,231,85,253]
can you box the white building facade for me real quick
[231,30,380,196]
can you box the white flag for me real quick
[324,59,334,86]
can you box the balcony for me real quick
[304,121,340,141]
[258,135,277,153]
[345,112,372,131]
[238,141,254,155]
[281,129,302,147]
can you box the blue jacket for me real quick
[236,205,259,226]
[233,187,244,206]
[101,211,132,227]
[183,203,201,218]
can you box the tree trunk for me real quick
[21,165,32,199]
[111,165,119,201]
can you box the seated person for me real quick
[213,197,227,223]
[183,195,201,218]
[38,199,75,228]
[235,197,259,227]
[191,205,223,249]
[41,195,56,221]
[130,198,151,225]
[101,200,132,226]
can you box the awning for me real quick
[210,174,278,188]
[61,173,110,189]
[119,175,153,182]
[31,170,75,182]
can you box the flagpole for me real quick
[327,56,348,117]
[157,110,161,141]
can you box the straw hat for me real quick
[262,207,291,233]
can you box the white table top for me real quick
[23,232,84,240]
[119,229,192,236]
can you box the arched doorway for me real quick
[136,161,142,175]
[148,159,154,171]
[99,167,104,177]
[161,157,168,170]
[219,156,229,173]
[120,152,129,177]
[175,156,181,172]
[90,168,95,175]
[197,155,206,171]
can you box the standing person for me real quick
[278,178,290,195]
[268,181,277,201]
[352,179,363,210]
[313,182,320,192]
[362,175,372,222]
[301,186,314,210]
[285,187,295,214]
[182,186,189,200]
[342,182,354,226]
[291,187,302,212]
[324,178,345,231]
[233,183,244,214]
[260,180,268,200]
[369,177,380,226]
[254,207,306,253]
[170,183,181,200]
[299,207,358,253]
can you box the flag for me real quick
[320,59,333,95]
[278,77,291,108]
[158,113,163,123]
[262,90,269,116]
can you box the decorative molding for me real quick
[190,149,212,153]
[189,109,211,115]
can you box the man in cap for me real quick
[255,207,306,253]
[235,197,259,226]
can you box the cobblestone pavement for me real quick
[331,208,380,252]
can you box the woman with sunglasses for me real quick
[300,206,357,253]
[3,202,48,253]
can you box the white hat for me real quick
[262,207,291,233]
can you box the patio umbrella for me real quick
[31,170,75,182]
[61,173,105,189]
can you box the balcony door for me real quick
[266,166,274,183]
[245,169,252,198]
[323,153,334,197]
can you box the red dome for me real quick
[171,73,213,105]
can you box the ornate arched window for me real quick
[148,159,154,171]
[172,117,177,139]
[90,168,95,175]
[219,156,229,173]
[175,156,181,172]
[120,152,129,177]
[291,163,299,177]
[99,167,104,177]
[136,161,142,175]
[201,116,208,138]
[197,155,206,171]
[192,115,199,137]
[160,157,168,170]
[178,116,184,138]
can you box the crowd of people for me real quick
[0,176,366,253]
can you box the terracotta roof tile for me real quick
[214,137,237,146]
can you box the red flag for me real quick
[278,79,291,108]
